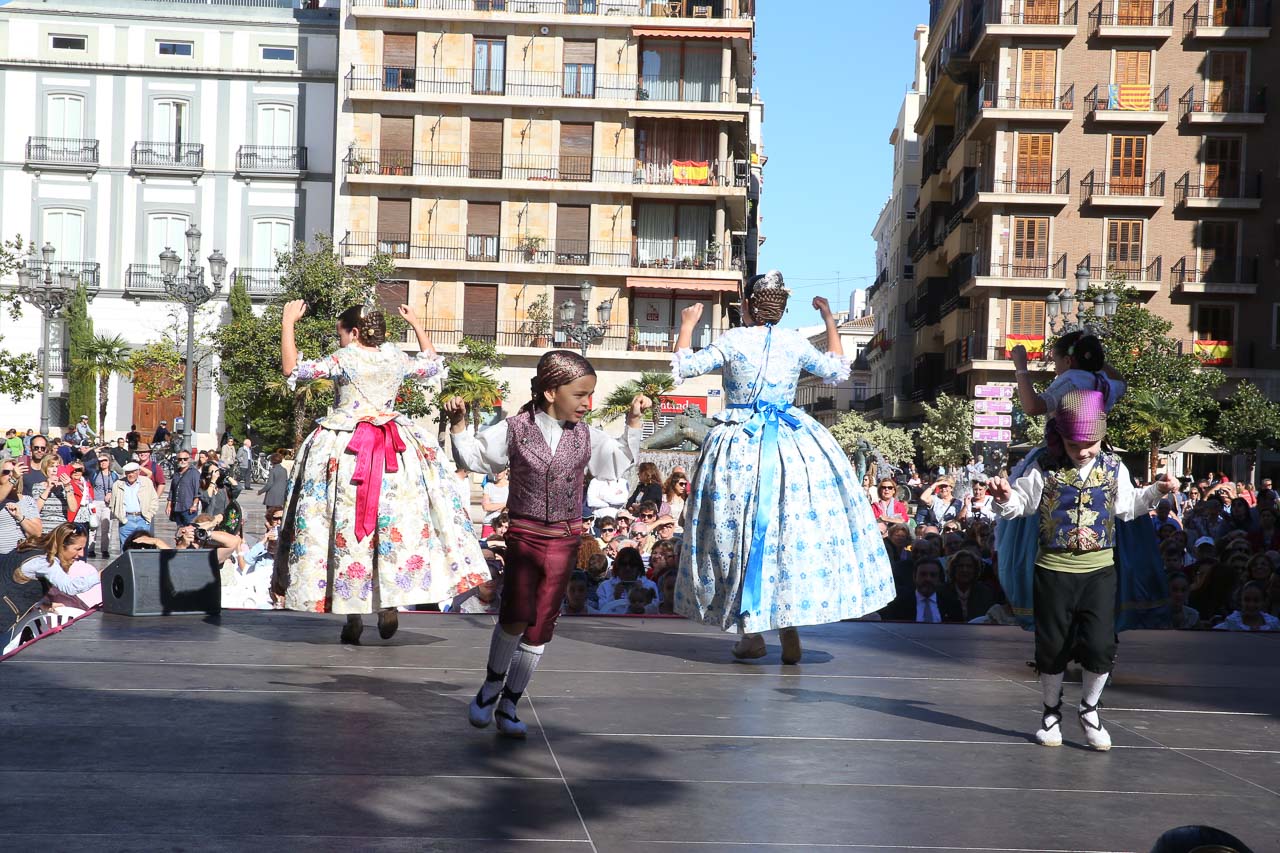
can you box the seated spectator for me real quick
[596,546,658,608]
[647,539,679,582]
[870,479,909,524]
[577,533,603,572]
[1247,508,1280,553]
[445,549,502,614]
[656,571,677,615]
[561,571,599,616]
[634,500,660,531]
[1225,497,1256,535]
[229,507,285,609]
[594,515,618,550]
[1213,582,1280,632]
[12,523,100,608]
[1188,558,1235,624]
[1185,497,1228,542]
[1193,536,1217,562]
[881,557,963,623]
[650,514,678,546]
[966,478,997,523]
[942,549,997,623]
[882,523,912,564]
[1161,541,1189,577]
[1167,572,1200,629]
[1151,499,1182,533]
[915,478,964,527]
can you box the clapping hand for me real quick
[629,395,652,418]
[1010,345,1029,371]
[1155,473,1180,495]
[282,299,308,324]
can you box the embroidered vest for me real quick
[506,410,592,524]
[1038,454,1121,553]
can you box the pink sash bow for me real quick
[347,420,406,542]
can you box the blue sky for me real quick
[753,1,927,325]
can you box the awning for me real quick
[1160,434,1229,455]
[632,27,752,39]
[629,110,743,122]
[626,276,739,293]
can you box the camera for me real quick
[193,526,210,546]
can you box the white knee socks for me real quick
[1040,672,1065,709]
[479,624,522,704]
[498,642,545,719]
[1080,670,1109,723]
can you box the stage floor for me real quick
[1,613,1277,853]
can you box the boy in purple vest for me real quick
[447,351,650,738]
[987,389,1177,751]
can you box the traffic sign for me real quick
[972,428,1012,442]
[974,414,1012,428]
[974,384,1014,399]
[973,399,1014,414]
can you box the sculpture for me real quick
[641,404,716,450]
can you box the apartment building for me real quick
[0,0,339,443]
[909,0,1279,401]
[332,0,762,430]
[794,310,876,428]
[867,25,929,425]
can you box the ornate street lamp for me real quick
[557,279,614,356]
[160,224,226,451]
[1045,261,1122,337]
[16,242,98,435]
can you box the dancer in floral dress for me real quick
[273,300,487,644]
[671,271,896,663]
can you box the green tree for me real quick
[74,333,132,436]
[439,359,505,432]
[65,284,96,433]
[0,235,38,404]
[1214,381,1280,481]
[228,273,253,323]
[1124,388,1198,481]
[590,371,677,424]
[918,394,975,470]
[828,410,916,466]
[126,340,186,402]
[212,235,400,448]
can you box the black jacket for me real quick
[881,590,965,623]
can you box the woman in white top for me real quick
[480,468,509,537]
[1213,582,1280,631]
[15,523,101,602]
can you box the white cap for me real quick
[122,462,141,473]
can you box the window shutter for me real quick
[559,123,593,182]
[556,205,590,260]
[1109,135,1146,192]
[1207,51,1247,111]
[463,284,498,339]
[563,40,596,65]
[468,201,500,236]
[1019,49,1055,107]
[1116,50,1151,86]
[383,34,416,67]
[1009,299,1045,337]
[1012,216,1049,263]
[1024,0,1058,23]
[1119,0,1155,24]
[1203,137,1242,198]
[1200,221,1238,278]
[1106,219,1143,271]
[379,116,413,175]
[377,198,410,234]
[1017,133,1053,191]
[469,119,503,179]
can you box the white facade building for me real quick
[866,24,927,424]
[0,0,338,446]
[795,312,875,429]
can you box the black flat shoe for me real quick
[340,616,363,645]
[378,608,398,640]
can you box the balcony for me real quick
[910,201,951,262]
[36,348,70,376]
[1179,338,1238,368]
[960,252,1069,293]
[919,125,955,183]
[235,145,308,177]
[414,316,722,356]
[347,65,737,106]
[21,260,101,292]
[1183,0,1271,38]
[349,0,755,22]
[339,231,744,273]
[124,264,202,296]
[1084,83,1170,122]
[966,170,1071,213]
[1174,171,1263,210]
[1080,168,1166,208]
[1079,253,1163,292]
[952,334,1034,374]
[25,137,99,174]
[343,148,747,189]
[1171,256,1259,295]
[1089,1,1174,36]
[231,267,286,299]
[131,142,204,176]
[1179,87,1267,124]
[965,82,1075,132]
[972,1,1079,52]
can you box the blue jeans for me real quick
[171,507,198,526]
[118,515,152,550]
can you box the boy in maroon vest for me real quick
[447,351,649,738]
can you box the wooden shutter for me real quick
[1106,219,1144,274]
[1023,0,1058,24]
[1019,49,1055,108]
[556,205,590,263]
[379,116,413,175]
[1207,51,1247,112]
[1214,0,1247,26]
[1109,135,1146,194]
[564,41,595,65]
[383,33,416,67]
[1118,0,1155,25]
[377,198,410,234]
[559,123,593,182]
[469,119,503,179]
[1115,50,1152,86]
[1012,217,1049,276]
[468,202,499,236]
[462,284,498,340]
[1008,300,1046,337]
[1016,133,1053,192]
[1203,137,1242,198]
[1200,221,1238,280]
[378,280,409,315]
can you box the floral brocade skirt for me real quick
[274,419,487,614]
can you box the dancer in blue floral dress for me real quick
[671,271,896,663]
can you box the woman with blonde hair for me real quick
[14,522,101,603]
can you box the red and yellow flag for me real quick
[1004,334,1045,360]
[1194,340,1233,367]
[1109,84,1151,111]
[671,160,711,185]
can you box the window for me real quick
[640,38,721,102]
[50,35,86,51]
[1199,221,1239,281]
[635,203,715,268]
[1106,219,1144,276]
[563,41,596,98]
[43,210,84,264]
[1206,50,1247,112]
[46,94,84,139]
[376,199,411,258]
[1202,137,1243,199]
[157,41,194,57]
[1016,134,1053,192]
[463,283,498,340]
[1024,0,1061,24]
[255,104,294,148]
[903,263,914,281]
[252,219,293,269]
[1008,300,1047,339]
[473,39,506,95]
[468,119,502,179]
[1118,0,1156,25]
[147,214,190,263]
[1273,304,1280,349]
[1019,49,1056,108]
[152,100,188,144]
[1011,216,1049,275]
[1195,305,1235,367]
[382,34,417,90]
[1114,49,1152,86]
[261,46,296,62]
[466,202,501,262]
[1109,135,1147,194]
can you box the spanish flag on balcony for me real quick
[1003,334,1045,360]
[1194,340,1233,367]
[1108,84,1150,111]
[671,160,711,186]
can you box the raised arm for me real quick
[1011,346,1048,416]
[398,305,437,357]
[814,297,842,358]
[280,299,306,377]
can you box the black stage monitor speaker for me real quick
[101,549,221,616]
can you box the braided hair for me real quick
[743,269,790,325]
[523,350,596,414]
[337,303,388,347]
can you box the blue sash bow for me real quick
[728,398,803,619]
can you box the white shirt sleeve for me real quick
[586,425,643,480]
[995,466,1046,520]
[450,421,510,476]
[1114,460,1163,521]
[22,556,101,595]
[997,459,1162,521]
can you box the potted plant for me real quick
[524,292,552,347]
[517,235,544,261]
[704,240,721,269]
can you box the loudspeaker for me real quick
[101,549,221,616]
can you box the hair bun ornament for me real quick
[755,269,789,293]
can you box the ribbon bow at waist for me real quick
[728,401,803,620]
[347,420,407,542]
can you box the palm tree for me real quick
[438,358,504,431]
[590,370,677,425]
[73,333,132,435]
[1124,389,1196,481]
[264,374,335,447]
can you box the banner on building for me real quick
[1108,84,1150,111]
[1003,334,1045,360]
[671,160,712,185]
[1193,340,1233,367]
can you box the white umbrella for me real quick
[1160,434,1228,455]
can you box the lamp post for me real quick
[1045,261,1121,337]
[16,242,98,435]
[557,279,614,357]
[159,224,226,451]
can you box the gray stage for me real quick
[1,613,1278,853]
